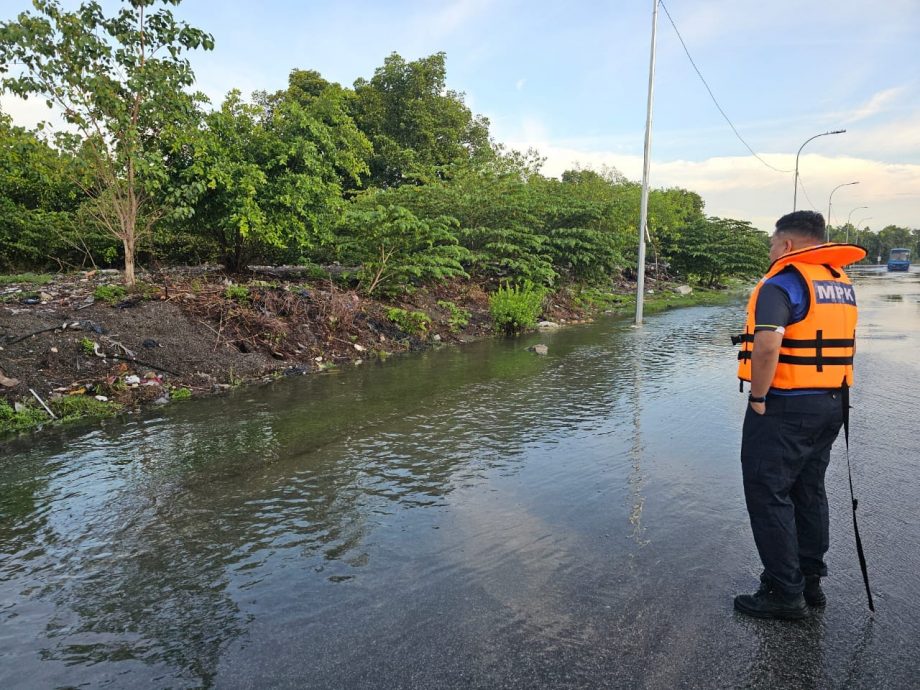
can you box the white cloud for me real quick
[515,78,526,91]
[504,135,920,231]
[844,86,907,123]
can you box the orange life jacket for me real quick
[735,243,866,390]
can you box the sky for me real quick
[2,0,919,233]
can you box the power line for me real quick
[797,174,819,211]
[658,0,792,174]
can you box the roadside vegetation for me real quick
[5,0,908,438]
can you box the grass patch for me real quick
[0,273,54,286]
[93,284,128,302]
[387,308,431,336]
[0,396,121,437]
[225,284,250,302]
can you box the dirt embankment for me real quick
[1,268,607,431]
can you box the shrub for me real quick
[224,284,250,302]
[339,205,469,295]
[437,299,471,332]
[170,387,192,401]
[93,284,127,302]
[489,281,546,335]
[0,273,54,285]
[387,307,431,336]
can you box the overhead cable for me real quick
[658,0,793,174]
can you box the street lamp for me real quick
[826,180,859,241]
[845,206,868,243]
[794,129,846,211]
[854,217,872,247]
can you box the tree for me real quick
[0,0,214,285]
[351,52,493,188]
[338,205,469,295]
[670,217,769,287]
[179,87,370,272]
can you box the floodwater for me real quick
[1,268,918,689]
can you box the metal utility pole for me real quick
[635,0,659,326]
[793,129,846,211]
[826,180,859,241]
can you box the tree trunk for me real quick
[123,235,136,287]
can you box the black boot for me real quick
[804,575,826,607]
[734,579,808,620]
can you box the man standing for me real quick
[733,211,866,619]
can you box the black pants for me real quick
[741,392,843,594]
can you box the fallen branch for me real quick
[4,323,69,346]
[29,388,57,419]
[106,354,181,377]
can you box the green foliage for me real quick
[170,387,192,400]
[0,0,214,285]
[437,300,470,332]
[489,282,546,335]
[0,272,53,285]
[80,337,96,355]
[93,284,127,302]
[0,400,48,434]
[0,113,91,271]
[177,87,371,271]
[339,204,469,295]
[51,395,120,421]
[224,284,250,301]
[387,307,431,336]
[351,52,493,187]
[1,395,119,436]
[669,217,769,287]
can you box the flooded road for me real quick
[2,268,919,689]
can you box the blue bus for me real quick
[887,248,911,272]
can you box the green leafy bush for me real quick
[387,307,431,336]
[339,205,469,295]
[93,284,127,302]
[437,299,471,332]
[224,284,250,301]
[170,387,192,400]
[489,281,546,335]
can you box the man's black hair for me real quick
[774,210,825,241]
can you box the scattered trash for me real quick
[94,395,109,402]
[50,347,58,353]
[314,356,323,362]
[676,285,693,296]
[124,375,141,385]
[142,339,160,349]
[21,297,40,305]
[432,334,441,342]
[354,343,366,351]
[153,395,170,405]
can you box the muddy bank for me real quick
[0,268,731,437]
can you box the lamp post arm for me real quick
[793,129,846,211]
